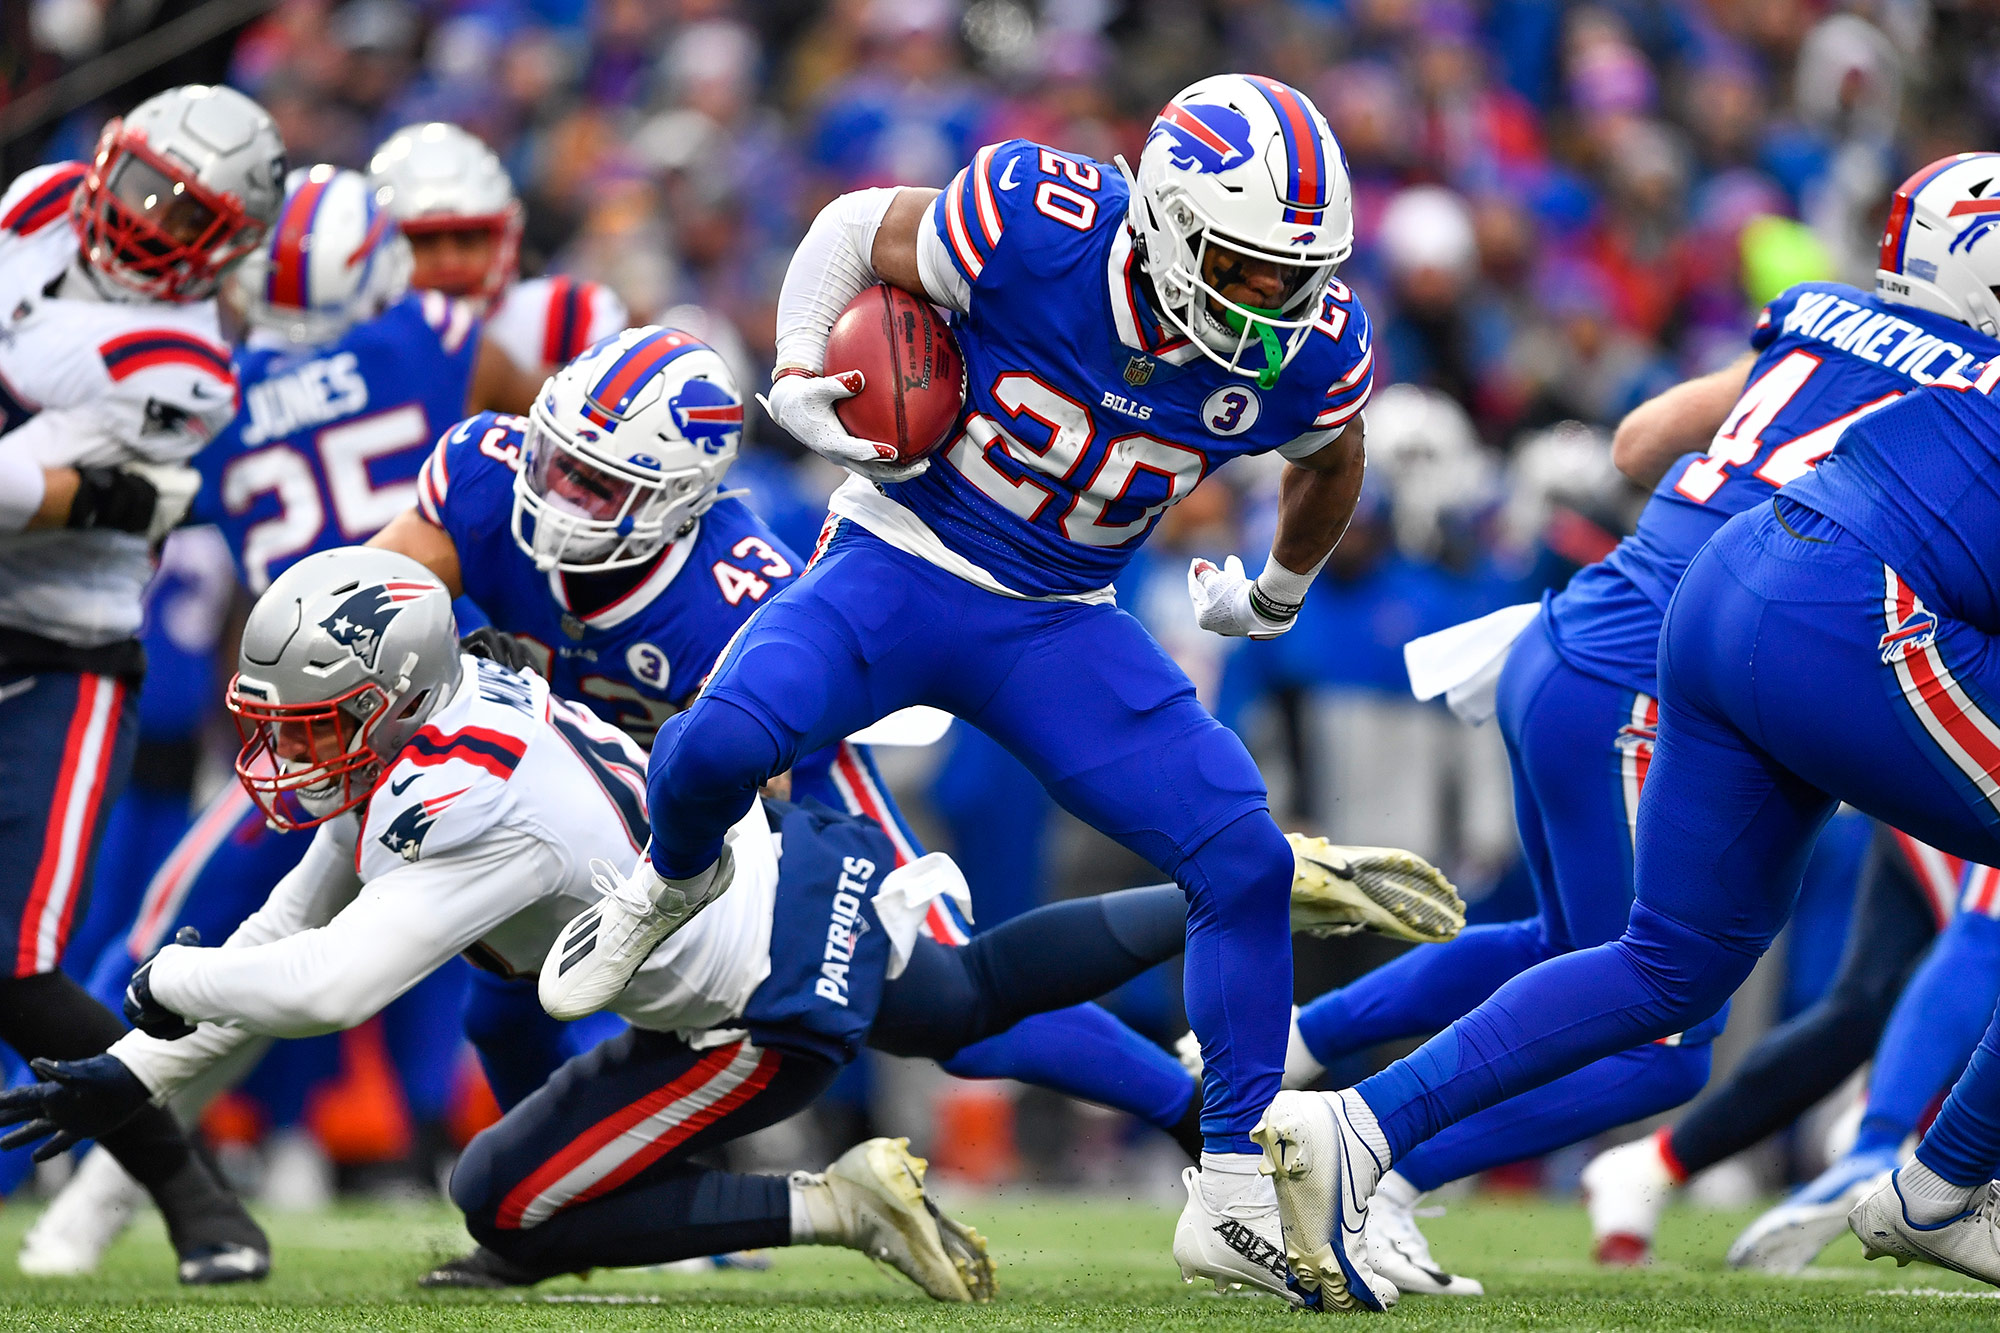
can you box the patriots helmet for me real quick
[367,122,522,303]
[1877,152,2000,336]
[1120,74,1354,388]
[228,547,460,830]
[512,325,743,573]
[74,84,286,301]
[230,165,413,345]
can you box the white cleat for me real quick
[1172,1166,1305,1304]
[1287,834,1465,943]
[1850,1171,2000,1287]
[1367,1173,1483,1296]
[539,848,734,1021]
[1253,1089,1398,1312]
[18,1147,145,1276]
[1728,1145,1899,1274]
[805,1137,994,1303]
[1581,1131,1678,1266]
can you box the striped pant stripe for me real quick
[18,675,124,975]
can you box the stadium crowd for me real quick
[3,0,1994,1207]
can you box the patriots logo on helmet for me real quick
[1149,101,1254,175]
[669,378,744,456]
[1879,607,1940,664]
[318,581,435,670]
[378,787,465,862]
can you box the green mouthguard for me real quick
[1222,304,1286,389]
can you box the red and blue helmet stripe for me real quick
[1880,155,1973,275]
[580,328,705,429]
[1245,76,1331,227]
[267,174,336,311]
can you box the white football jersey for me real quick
[114,655,776,1096]
[483,274,628,372]
[0,164,238,648]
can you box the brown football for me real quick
[824,284,965,465]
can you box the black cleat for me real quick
[419,1246,551,1289]
[178,1241,271,1285]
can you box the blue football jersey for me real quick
[1547,282,2000,694]
[418,411,804,743]
[192,292,481,592]
[892,138,1374,598]
[1788,359,2000,633]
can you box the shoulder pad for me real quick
[417,410,527,526]
[1,164,87,238]
[931,139,1106,287]
[1296,281,1374,431]
[486,276,629,371]
[96,326,238,449]
[418,290,480,355]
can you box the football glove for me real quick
[1188,555,1299,639]
[67,463,201,542]
[0,1054,152,1161]
[124,926,200,1041]
[459,627,539,675]
[759,370,930,485]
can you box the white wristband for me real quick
[772,187,900,376]
[0,450,47,533]
[1254,550,1327,612]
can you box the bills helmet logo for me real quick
[318,581,435,670]
[378,787,465,862]
[1879,607,1940,664]
[669,378,744,456]
[1149,101,1254,174]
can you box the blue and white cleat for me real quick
[1727,1145,1901,1274]
[1850,1170,2000,1287]
[1253,1090,1398,1312]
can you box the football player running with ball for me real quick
[537,75,1388,1303]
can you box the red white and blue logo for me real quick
[669,378,744,456]
[379,787,466,862]
[1150,101,1254,175]
[318,580,436,669]
[1879,606,1940,664]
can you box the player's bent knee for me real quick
[1617,902,1760,1029]
[446,1132,504,1229]
[1178,811,1292,906]
[650,697,791,803]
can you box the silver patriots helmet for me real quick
[228,547,460,830]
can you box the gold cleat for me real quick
[1287,834,1465,943]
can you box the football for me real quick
[823,284,965,465]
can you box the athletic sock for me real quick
[1198,1151,1267,1212]
[1284,1008,1325,1088]
[1899,1160,1978,1225]
[1375,1169,1420,1214]
[788,1171,839,1245]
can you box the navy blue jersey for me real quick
[895,139,1374,598]
[192,292,481,592]
[418,411,803,742]
[1788,362,2000,632]
[1547,282,2000,694]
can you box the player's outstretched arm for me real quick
[1611,351,1754,487]
[370,507,465,596]
[1190,419,1366,639]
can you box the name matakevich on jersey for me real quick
[1778,288,1978,384]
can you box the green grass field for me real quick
[0,1192,1990,1331]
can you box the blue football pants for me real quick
[647,524,1292,1151]
[1359,498,2000,1164]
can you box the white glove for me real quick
[122,462,201,543]
[1188,555,1299,639]
[758,371,930,485]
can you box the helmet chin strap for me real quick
[1220,304,1286,389]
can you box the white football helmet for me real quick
[1876,152,2000,335]
[1364,384,1497,558]
[229,547,459,830]
[512,325,743,573]
[1120,74,1354,388]
[367,122,521,303]
[74,84,286,301]
[230,165,414,345]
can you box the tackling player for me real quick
[1254,152,2000,1302]
[0,547,1336,1297]
[0,83,282,1284]
[534,74,1382,1301]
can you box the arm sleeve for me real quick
[109,821,366,1098]
[772,188,901,374]
[140,828,562,1042]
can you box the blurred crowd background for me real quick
[1,0,1987,1211]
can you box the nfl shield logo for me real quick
[1123,356,1154,387]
